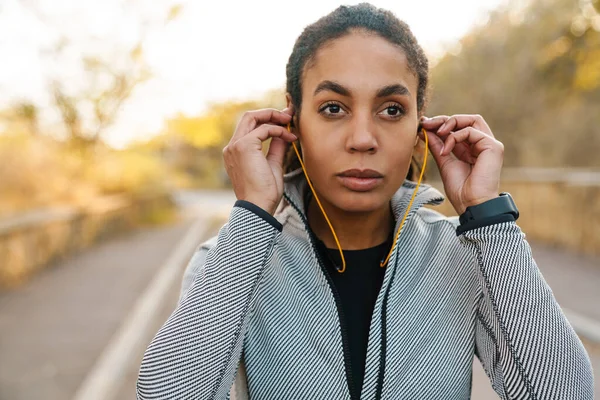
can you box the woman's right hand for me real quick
[223,108,297,215]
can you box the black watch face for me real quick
[460,194,519,222]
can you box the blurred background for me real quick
[0,0,599,399]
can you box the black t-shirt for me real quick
[309,206,392,396]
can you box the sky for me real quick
[0,0,509,148]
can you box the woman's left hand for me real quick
[419,114,504,215]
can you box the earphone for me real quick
[286,122,429,273]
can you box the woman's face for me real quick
[291,30,421,214]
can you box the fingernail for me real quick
[439,145,444,156]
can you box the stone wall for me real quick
[0,193,175,288]
[427,168,600,256]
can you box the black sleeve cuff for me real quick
[456,213,515,236]
[234,200,283,232]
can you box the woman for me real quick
[137,4,594,399]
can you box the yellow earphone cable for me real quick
[288,123,347,272]
[286,123,429,272]
[379,127,428,267]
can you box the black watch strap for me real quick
[457,192,519,235]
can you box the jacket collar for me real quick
[280,168,445,228]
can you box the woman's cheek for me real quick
[387,139,411,165]
[303,143,330,181]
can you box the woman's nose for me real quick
[346,114,378,153]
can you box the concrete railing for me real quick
[428,168,600,256]
[0,193,175,288]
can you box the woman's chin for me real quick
[333,191,389,214]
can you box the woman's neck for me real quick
[306,194,394,250]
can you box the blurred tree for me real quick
[50,52,151,146]
[14,102,40,136]
[0,2,184,215]
[428,0,600,168]
[157,88,287,188]
[12,0,181,147]
[167,113,223,149]
[0,101,40,136]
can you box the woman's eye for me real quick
[319,103,344,116]
[381,105,404,117]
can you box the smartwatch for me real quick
[457,192,519,235]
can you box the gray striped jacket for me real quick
[137,169,594,399]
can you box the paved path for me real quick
[0,190,597,399]
[0,216,198,400]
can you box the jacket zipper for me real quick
[284,194,359,400]
[374,270,393,400]
[317,247,359,400]
[374,193,445,400]
[284,190,445,400]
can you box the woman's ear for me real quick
[285,92,298,131]
[414,124,421,147]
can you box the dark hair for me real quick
[284,3,429,181]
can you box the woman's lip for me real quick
[338,169,383,178]
[337,176,383,192]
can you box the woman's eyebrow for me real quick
[313,81,410,99]
[376,84,410,98]
[313,80,351,97]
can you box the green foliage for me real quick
[86,148,170,195]
[0,132,170,218]
[157,88,287,188]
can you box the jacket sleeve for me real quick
[178,235,217,304]
[178,237,251,400]
[136,202,282,400]
[459,220,595,399]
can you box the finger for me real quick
[450,141,477,164]
[419,128,475,164]
[422,128,455,169]
[445,128,504,183]
[284,105,299,133]
[441,127,498,157]
[420,115,450,130]
[232,109,293,142]
[438,114,493,136]
[282,106,294,118]
[241,123,297,145]
[266,136,289,170]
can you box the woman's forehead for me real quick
[302,31,418,98]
